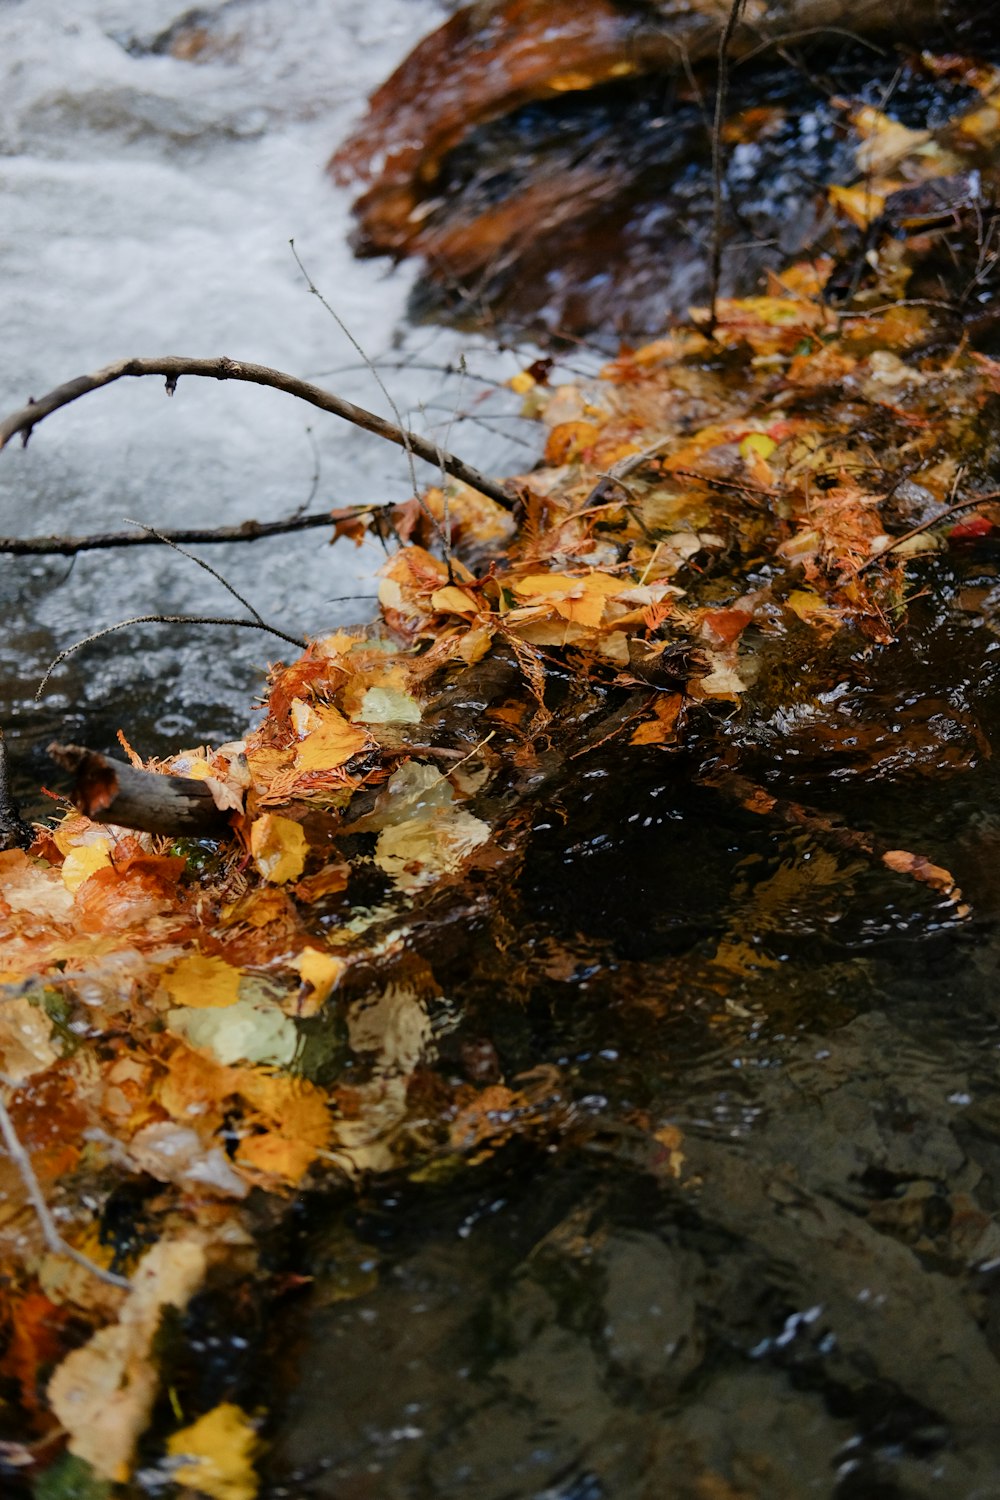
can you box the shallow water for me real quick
[0,0,544,797]
[4,7,1000,1500]
[258,556,1000,1499]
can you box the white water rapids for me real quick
[0,0,543,785]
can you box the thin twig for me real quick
[124,519,266,626]
[0,354,514,511]
[851,490,1000,577]
[289,240,453,561]
[0,507,374,556]
[0,1078,131,1291]
[36,613,306,700]
[706,0,748,337]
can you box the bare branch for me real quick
[289,240,454,562]
[851,489,1000,577]
[124,518,266,626]
[36,613,305,701]
[0,506,375,556]
[0,355,515,511]
[0,1078,132,1291]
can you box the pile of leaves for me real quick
[1,61,999,1497]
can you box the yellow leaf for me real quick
[849,106,933,175]
[739,432,776,461]
[375,806,491,891]
[957,103,1000,144]
[164,952,241,1010]
[235,1132,317,1181]
[513,572,624,629]
[292,947,345,1016]
[250,813,306,884]
[828,183,886,229]
[179,757,215,781]
[293,706,369,773]
[630,693,684,746]
[786,589,843,631]
[48,1236,208,1481]
[62,843,113,893]
[0,996,58,1081]
[167,1402,259,1500]
[430,585,480,616]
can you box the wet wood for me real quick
[48,743,232,839]
[0,355,514,511]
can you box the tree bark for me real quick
[48,743,232,840]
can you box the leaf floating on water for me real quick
[47,1235,208,1481]
[163,952,241,1010]
[375,806,491,892]
[249,812,307,884]
[166,1402,260,1500]
[881,849,967,912]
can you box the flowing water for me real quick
[0,0,544,800]
[4,6,1000,1500]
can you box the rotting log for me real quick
[48,743,232,840]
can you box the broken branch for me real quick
[48,742,233,840]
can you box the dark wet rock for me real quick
[332,0,980,339]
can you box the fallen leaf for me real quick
[163,952,241,1011]
[166,1402,259,1500]
[292,947,345,1016]
[48,1235,208,1481]
[249,814,307,885]
[167,998,298,1068]
[61,844,113,894]
[293,706,369,773]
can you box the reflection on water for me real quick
[259,549,1000,1500]
[5,6,1000,1498]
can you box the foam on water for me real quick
[0,0,534,769]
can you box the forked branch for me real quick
[0,355,515,511]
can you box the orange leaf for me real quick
[630,693,684,745]
[544,420,599,465]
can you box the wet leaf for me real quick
[167,999,298,1068]
[163,952,241,1010]
[249,813,307,884]
[48,1235,208,1480]
[166,1402,260,1500]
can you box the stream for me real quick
[0,0,547,801]
[5,5,1000,1500]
